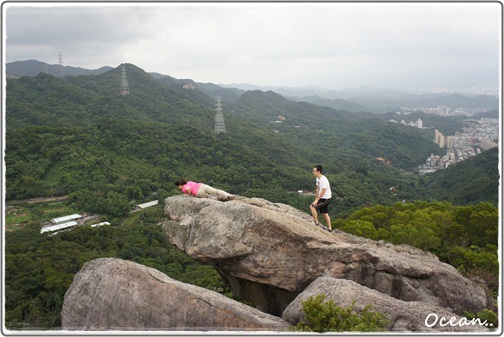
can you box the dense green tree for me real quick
[333,201,498,303]
[8,66,497,213]
[4,205,234,329]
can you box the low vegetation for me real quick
[294,294,390,332]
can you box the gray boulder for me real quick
[61,258,291,331]
[163,196,487,316]
[282,276,489,332]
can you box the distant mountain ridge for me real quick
[5,62,499,209]
[6,59,114,77]
[292,93,499,114]
[222,83,499,113]
[7,59,499,114]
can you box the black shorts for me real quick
[313,198,331,214]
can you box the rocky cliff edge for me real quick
[61,196,489,332]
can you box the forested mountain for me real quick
[6,59,113,78]
[5,63,499,218]
[227,82,499,114]
[419,147,499,205]
[9,60,499,114]
[344,92,499,113]
[288,95,370,113]
[4,62,499,331]
[291,91,499,114]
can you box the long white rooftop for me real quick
[136,200,159,209]
[51,214,82,224]
[41,221,79,234]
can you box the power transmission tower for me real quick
[214,96,226,133]
[120,66,130,95]
[57,52,65,76]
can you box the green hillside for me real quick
[4,62,499,331]
[347,92,499,113]
[6,59,113,77]
[419,147,499,205]
[5,64,499,217]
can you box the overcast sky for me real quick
[3,2,501,91]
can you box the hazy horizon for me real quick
[5,3,500,92]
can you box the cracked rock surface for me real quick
[163,196,487,317]
[61,258,291,331]
[60,196,489,332]
[282,276,488,332]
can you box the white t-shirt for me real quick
[316,175,332,199]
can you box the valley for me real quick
[3,60,500,330]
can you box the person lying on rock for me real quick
[175,179,235,201]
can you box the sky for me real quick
[3,1,502,92]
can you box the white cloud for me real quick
[4,2,500,90]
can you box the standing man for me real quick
[310,165,332,231]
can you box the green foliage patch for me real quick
[294,294,390,332]
[7,66,498,217]
[464,308,499,330]
[333,201,499,301]
[4,205,232,330]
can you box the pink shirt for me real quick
[182,181,202,196]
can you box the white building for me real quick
[479,137,498,150]
[445,136,454,149]
[40,213,83,234]
[50,214,82,225]
[91,222,111,227]
[435,129,445,148]
[41,221,79,234]
[134,200,159,210]
[417,118,423,129]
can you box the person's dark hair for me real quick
[175,178,188,186]
[314,165,323,173]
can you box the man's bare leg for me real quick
[310,205,319,224]
[322,213,331,230]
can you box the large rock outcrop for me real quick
[282,276,488,332]
[163,196,487,317]
[61,258,291,331]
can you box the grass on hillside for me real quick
[5,202,77,232]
